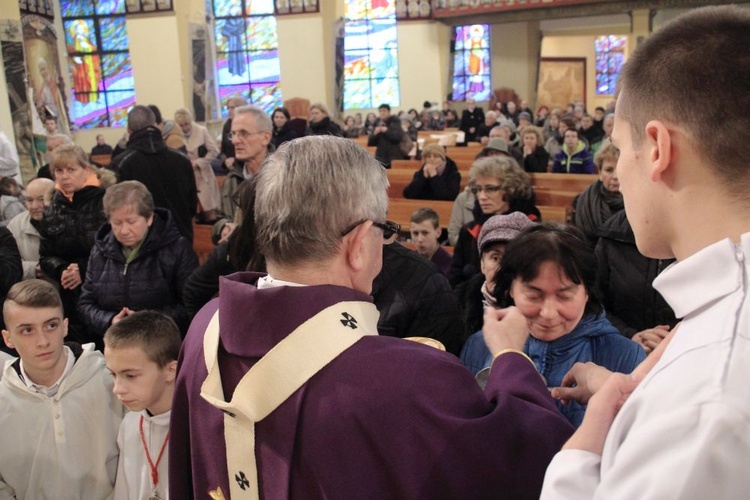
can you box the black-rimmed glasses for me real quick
[341,219,401,243]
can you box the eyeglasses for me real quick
[341,219,401,244]
[470,185,503,195]
[229,130,266,141]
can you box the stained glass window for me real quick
[595,35,626,95]
[211,0,281,117]
[451,24,490,102]
[343,0,400,110]
[60,0,135,129]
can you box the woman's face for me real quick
[177,118,192,134]
[506,101,517,114]
[549,115,559,128]
[109,204,154,250]
[309,107,325,123]
[273,111,288,129]
[510,260,588,342]
[408,110,418,119]
[423,153,444,169]
[599,159,620,192]
[474,175,509,215]
[523,132,538,149]
[53,162,89,194]
[480,243,506,294]
[367,113,377,124]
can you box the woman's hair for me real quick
[421,143,446,161]
[50,143,89,171]
[594,140,620,171]
[103,180,154,219]
[309,102,329,116]
[272,107,291,121]
[174,108,193,123]
[494,222,602,315]
[0,177,22,197]
[228,176,265,272]
[522,126,544,146]
[469,156,533,202]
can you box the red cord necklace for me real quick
[139,414,170,500]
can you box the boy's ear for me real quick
[165,359,178,383]
[2,330,12,349]
[63,318,69,338]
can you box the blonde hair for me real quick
[51,143,90,171]
[522,126,544,146]
[309,102,330,116]
[421,143,446,161]
[174,108,193,124]
[594,140,620,171]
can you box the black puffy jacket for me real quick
[0,227,22,342]
[78,208,198,338]
[595,210,678,338]
[372,242,463,355]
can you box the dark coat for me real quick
[402,157,461,201]
[114,127,198,241]
[595,210,678,338]
[307,117,344,137]
[272,123,298,148]
[367,116,404,168]
[78,208,198,338]
[454,272,485,346]
[460,107,485,143]
[372,242,464,355]
[523,146,550,173]
[182,241,236,316]
[0,227,22,340]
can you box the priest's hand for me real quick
[482,306,528,353]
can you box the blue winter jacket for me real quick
[460,311,646,427]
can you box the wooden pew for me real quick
[386,168,468,198]
[193,223,214,265]
[388,199,454,233]
[529,173,596,194]
[90,154,112,167]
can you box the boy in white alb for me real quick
[104,311,180,500]
[0,279,123,499]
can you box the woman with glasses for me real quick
[460,222,645,428]
[449,156,540,288]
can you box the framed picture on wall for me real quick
[125,0,173,14]
[536,57,586,111]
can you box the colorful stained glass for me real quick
[595,35,626,95]
[211,0,282,118]
[61,0,135,129]
[451,24,490,102]
[343,0,400,110]
[95,0,125,15]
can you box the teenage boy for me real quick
[104,311,181,500]
[0,279,123,499]
[409,208,451,278]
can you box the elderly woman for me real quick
[174,108,221,222]
[449,156,540,287]
[39,143,107,345]
[306,102,343,137]
[0,177,25,227]
[521,126,550,173]
[78,181,198,339]
[460,222,645,427]
[572,141,623,245]
[402,143,461,201]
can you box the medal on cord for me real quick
[139,414,170,500]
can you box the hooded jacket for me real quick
[0,343,123,499]
[78,208,198,338]
[114,126,198,241]
[461,312,645,427]
[551,140,595,174]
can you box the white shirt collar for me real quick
[257,275,307,289]
[20,345,74,398]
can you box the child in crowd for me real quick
[104,311,181,500]
[0,279,123,498]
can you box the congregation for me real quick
[0,4,748,499]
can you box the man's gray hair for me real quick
[255,136,388,266]
[128,105,156,132]
[235,104,272,132]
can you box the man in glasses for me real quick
[170,135,573,499]
[213,105,274,243]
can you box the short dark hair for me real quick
[494,222,602,316]
[564,128,579,139]
[618,5,750,196]
[147,104,163,124]
[128,105,157,132]
[103,311,181,367]
[378,104,391,111]
[272,107,290,121]
[595,107,605,114]
[4,279,63,319]
[410,207,439,229]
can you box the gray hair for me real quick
[470,156,532,201]
[234,105,272,132]
[255,136,388,266]
[103,180,154,219]
[128,105,156,132]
